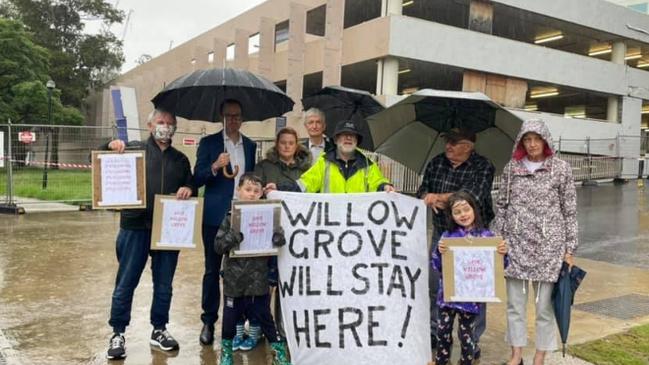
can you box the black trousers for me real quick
[222,294,280,343]
[435,307,477,365]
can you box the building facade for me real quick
[89,0,649,177]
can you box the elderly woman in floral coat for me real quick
[492,119,578,365]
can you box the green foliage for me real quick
[0,18,84,125]
[4,0,125,108]
[570,324,649,365]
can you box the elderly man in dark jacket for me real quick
[417,129,495,361]
[104,109,194,360]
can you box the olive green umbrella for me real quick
[366,89,523,174]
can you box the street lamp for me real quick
[42,79,55,189]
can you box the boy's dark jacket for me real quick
[214,213,285,297]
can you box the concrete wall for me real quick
[493,0,649,45]
[388,16,637,96]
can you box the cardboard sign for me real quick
[151,195,204,250]
[91,151,146,209]
[268,191,432,365]
[230,200,282,257]
[441,236,506,303]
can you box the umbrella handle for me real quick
[223,165,240,179]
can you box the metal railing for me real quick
[0,123,639,208]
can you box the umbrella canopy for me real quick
[151,68,294,122]
[552,262,587,357]
[366,89,523,175]
[302,85,384,150]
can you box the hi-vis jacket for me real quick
[295,149,391,193]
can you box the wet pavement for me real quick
[1,183,648,365]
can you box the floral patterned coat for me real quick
[492,119,578,283]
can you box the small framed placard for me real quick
[442,236,506,303]
[91,150,146,209]
[230,200,282,258]
[151,195,204,250]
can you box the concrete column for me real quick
[193,45,209,70]
[468,0,493,34]
[381,0,402,16]
[234,29,250,70]
[258,17,276,79]
[323,0,344,86]
[620,96,642,178]
[287,2,308,113]
[375,56,399,96]
[607,41,627,123]
[212,38,228,68]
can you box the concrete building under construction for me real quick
[87,0,649,177]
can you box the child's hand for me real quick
[497,240,507,255]
[438,241,448,254]
[272,227,286,247]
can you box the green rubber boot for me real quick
[219,339,233,365]
[270,342,292,365]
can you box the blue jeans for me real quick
[108,229,179,333]
[201,225,222,325]
[429,230,486,348]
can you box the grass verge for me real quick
[569,323,649,365]
[0,167,91,202]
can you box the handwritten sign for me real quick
[267,191,431,365]
[91,151,145,209]
[151,195,204,250]
[230,200,281,257]
[441,237,506,303]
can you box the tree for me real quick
[0,18,85,168]
[0,18,50,124]
[2,0,125,109]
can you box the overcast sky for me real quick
[86,0,266,73]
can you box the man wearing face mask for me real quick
[266,120,394,194]
[102,109,194,360]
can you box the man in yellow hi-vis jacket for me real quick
[266,120,395,194]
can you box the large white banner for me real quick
[269,191,431,365]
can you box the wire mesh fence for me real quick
[0,123,642,207]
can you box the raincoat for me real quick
[295,148,390,193]
[492,119,578,283]
[214,214,285,297]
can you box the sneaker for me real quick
[232,334,244,351]
[239,335,259,351]
[150,329,179,351]
[106,333,126,360]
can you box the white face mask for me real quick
[153,124,175,142]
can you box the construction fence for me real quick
[0,123,644,208]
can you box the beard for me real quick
[338,143,357,155]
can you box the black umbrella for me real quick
[302,86,384,150]
[151,68,294,122]
[552,262,587,357]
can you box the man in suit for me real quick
[193,99,257,345]
[301,107,334,161]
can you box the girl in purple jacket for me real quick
[432,191,508,365]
